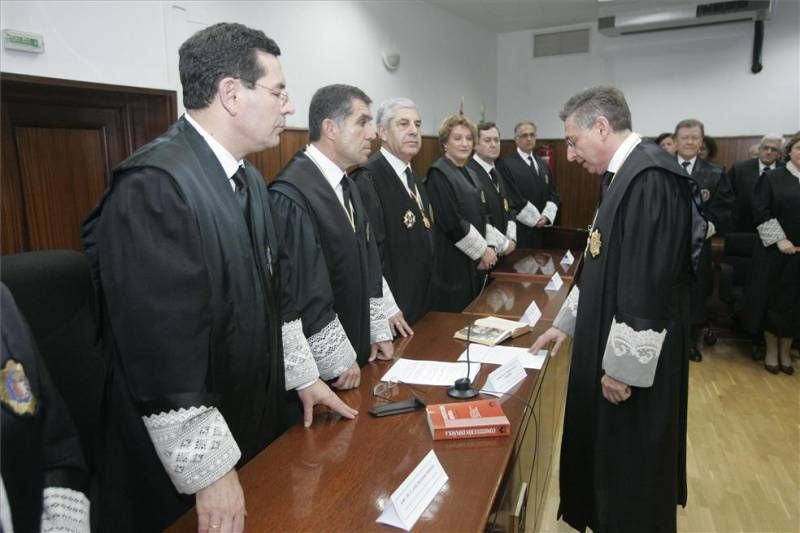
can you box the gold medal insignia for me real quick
[422,215,431,229]
[700,189,710,202]
[403,210,416,229]
[588,228,602,258]
[503,198,509,212]
[1,359,37,416]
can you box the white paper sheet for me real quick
[376,450,448,530]
[458,344,547,370]
[544,272,563,291]
[380,359,481,386]
[481,357,527,397]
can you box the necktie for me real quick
[489,167,499,186]
[760,166,770,178]
[527,155,539,175]
[600,170,614,202]
[340,174,355,229]
[681,160,691,175]
[231,167,249,211]
[404,166,415,192]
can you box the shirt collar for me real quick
[380,146,411,178]
[677,154,697,169]
[607,132,642,174]
[758,160,774,173]
[184,113,242,179]
[516,147,533,161]
[306,143,347,191]
[472,153,494,174]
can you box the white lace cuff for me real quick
[602,316,667,388]
[41,487,90,533]
[506,220,517,243]
[142,406,241,495]
[455,224,488,260]
[757,218,786,247]
[282,319,320,390]
[308,316,357,381]
[370,297,393,343]
[485,223,509,254]
[542,201,558,226]
[516,201,541,227]
[382,277,401,319]
[553,286,579,337]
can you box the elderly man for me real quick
[351,97,435,330]
[728,135,785,233]
[674,118,734,361]
[270,85,394,380]
[82,24,354,532]
[532,86,704,533]
[497,120,560,249]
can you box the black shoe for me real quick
[751,345,765,361]
[690,347,702,362]
[764,363,780,374]
[780,364,795,375]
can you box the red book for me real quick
[425,399,511,441]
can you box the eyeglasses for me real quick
[372,381,399,401]
[565,135,579,149]
[253,82,290,104]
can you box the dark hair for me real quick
[702,135,718,159]
[674,118,705,138]
[786,131,800,158]
[438,114,477,146]
[558,86,632,132]
[655,133,673,145]
[308,84,372,142]
[179,22,281,110]
[477,121,500,138]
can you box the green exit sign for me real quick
[3,29,45,53]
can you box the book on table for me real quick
[453,316,530,346]
[425,398,511,441]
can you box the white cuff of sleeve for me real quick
[41,487,90,533]
[381,277,401,319]
[455,224,488,260]
[516,202,541,227]
[552,286,579,337]
[282,318,320,390]
[601,316,667,388]
[757,218,787,247]
[706,220,716,239]
[142,406,241,495]
[308,316,357,380]
[485,224,509,254]
[370,298,393,343]
[542,201,558,226]
[296,380,316,390]
[506,221,517,243]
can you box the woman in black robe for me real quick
[424,114,496,312]
[742,131,800,374]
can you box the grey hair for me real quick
[375,97,417,130]
[514,121,536,136]
[558,86,632,132]
[760,134,784,148]
[674,118,705,138]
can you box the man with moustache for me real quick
[498,120,560,249]
[351,97,435,330]
[728,134,785,233]
[674,118,734,362]
[271,84,394,379]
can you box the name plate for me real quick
[376,450,448,530]
[544,272,563,292]
[481,357,527,397]
[521,299,542,327]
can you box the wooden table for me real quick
[463,278,570,323]
[168,313,557,533]
[490,248,580,282]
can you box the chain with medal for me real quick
[402,168,431,230]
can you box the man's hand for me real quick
[529,326,568,357]
[601,374,631,405]
[196,469,246,533]
[535,216,549,228]
[369,340,394,362]
[503,239,517,256]
[388,311,414,337]
[478,247,498,270]
[777,239,796,255]
[297,379,358,428]
[331,362,361,390]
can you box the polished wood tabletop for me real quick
[463,278,570,323]
[167,312,552,533]
[490,248,580,282]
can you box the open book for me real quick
[453,316,531,346]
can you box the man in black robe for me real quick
[270,84,394,373]
[728,134,785,233]
[532,86,705,533]
[674,118,735,362]
[81,24,355,532]
[351,97,435,330]
[497,120,560,249]
[1,284,90,533]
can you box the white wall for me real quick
[0,0,497,135]
[497,0,800,138]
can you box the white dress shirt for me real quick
[184,113,243,190]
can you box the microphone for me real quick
[448,321,479,399]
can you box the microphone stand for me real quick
[448,268,491,400]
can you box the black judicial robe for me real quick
[728,159,783,233]
[466,158,521,235]
[270,151,383,365]
[425,157,488,312]
[559,143,703,533]
[741,166,800,338]
[497,151,559,248]
[351,151,435,325]
[1,284,88,533]
[82,117,287,531]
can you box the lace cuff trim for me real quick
[757,218,786,247]
[142,406,241,495]
[516,202,541,227]
[41,487,90,533]
[506,221,517,243]
[542,201,558,226]
[485,224,509,254]
[455,224,488,260]
[282,318,320,390]
[382,277,401,319]
[706,220,716,239]
[602,316,666,388]
[308,316,357,380]
[370,298,393,343]
[553,286,579,337]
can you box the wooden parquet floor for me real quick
[538,340,800,533]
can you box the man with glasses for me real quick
[83,23,355,532]
[728,135,785,233]
[497,120,560,249]
[531,86,704,533]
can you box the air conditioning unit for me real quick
[598,0,773,36]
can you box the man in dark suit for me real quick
[728,135,785,233]
[497,121,560,249]
[675,118,735,362]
